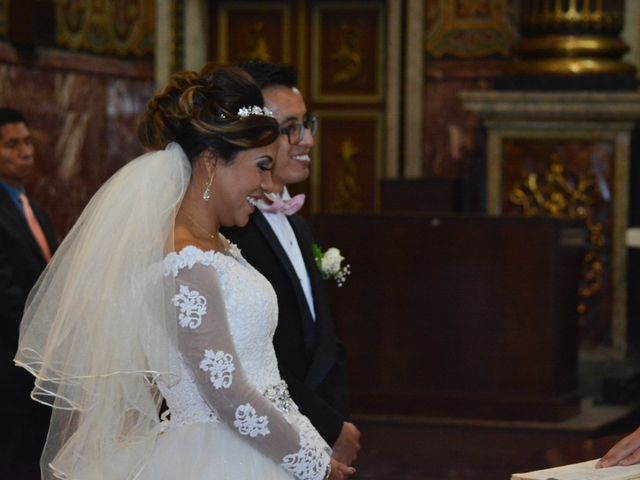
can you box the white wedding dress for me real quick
[15,146,332,479]
[136,244,331,480]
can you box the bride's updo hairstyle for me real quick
[138,64,279,163]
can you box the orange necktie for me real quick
[19,193,52,262]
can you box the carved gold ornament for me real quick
[56,0,154,57]
[333,138,362,211]
[510,153,606,323]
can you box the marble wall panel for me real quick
[0,46,154,236]
[423,60,506,186]
[420,0,516,186]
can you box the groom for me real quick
[222,62,360,465]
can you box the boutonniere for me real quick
[312,244,351,287]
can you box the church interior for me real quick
[2,0,640,479]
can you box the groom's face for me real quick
[262,86,313,193]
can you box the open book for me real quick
[512,459,640,480]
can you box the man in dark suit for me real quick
[0,107,57,478]
[222,62,360,465]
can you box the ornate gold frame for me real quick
[311,1,384,103]
[311,109,383,213]
[217,2,292,65]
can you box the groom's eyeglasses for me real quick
[279,116,318,145]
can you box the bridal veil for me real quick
[15,143,191,478]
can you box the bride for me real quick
[14,65,355,480]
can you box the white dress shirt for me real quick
[261,188,316,320]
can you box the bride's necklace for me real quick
[184,212,229,253]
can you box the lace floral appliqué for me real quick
[199,349,235,389]
[234,403,270,437]
[172,285,207,329]
[281,439,328,480]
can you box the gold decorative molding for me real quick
[519,0,623,33]
[425,0,517,58]
[509,57,636,76]
[0,0,7,38]
[56,0,154,57]
[512,0,635,76]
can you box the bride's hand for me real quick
[329,458,356,479]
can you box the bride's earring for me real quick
[203,173,214,201]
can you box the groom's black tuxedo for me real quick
[222,210,349,445]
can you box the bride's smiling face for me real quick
[212,143,277,227]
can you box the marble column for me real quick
[154,0,208,88]
[155,0,174,88]
[622,0,640,73]
[403,0,424,179]
[184,0,208,72]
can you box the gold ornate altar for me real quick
[461,90,640,357]
[461,1,640,357]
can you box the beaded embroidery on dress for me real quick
[137,245,330,480]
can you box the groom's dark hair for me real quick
[238,61,298,90]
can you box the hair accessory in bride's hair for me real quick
[237,106,274,117]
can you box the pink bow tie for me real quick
[258,193,305,215]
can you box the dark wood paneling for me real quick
[8,0,55,47]
[313,213,586,420]
[380,179,462,213]
[352,414,635,480]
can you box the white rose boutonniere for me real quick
[312,244,351,287]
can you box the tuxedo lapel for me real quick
[287,214,337,389]
[252,211,317,352]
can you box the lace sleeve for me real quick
[170,261,330,480]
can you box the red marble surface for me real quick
[0,43,154,237]
[423,59,507,180]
